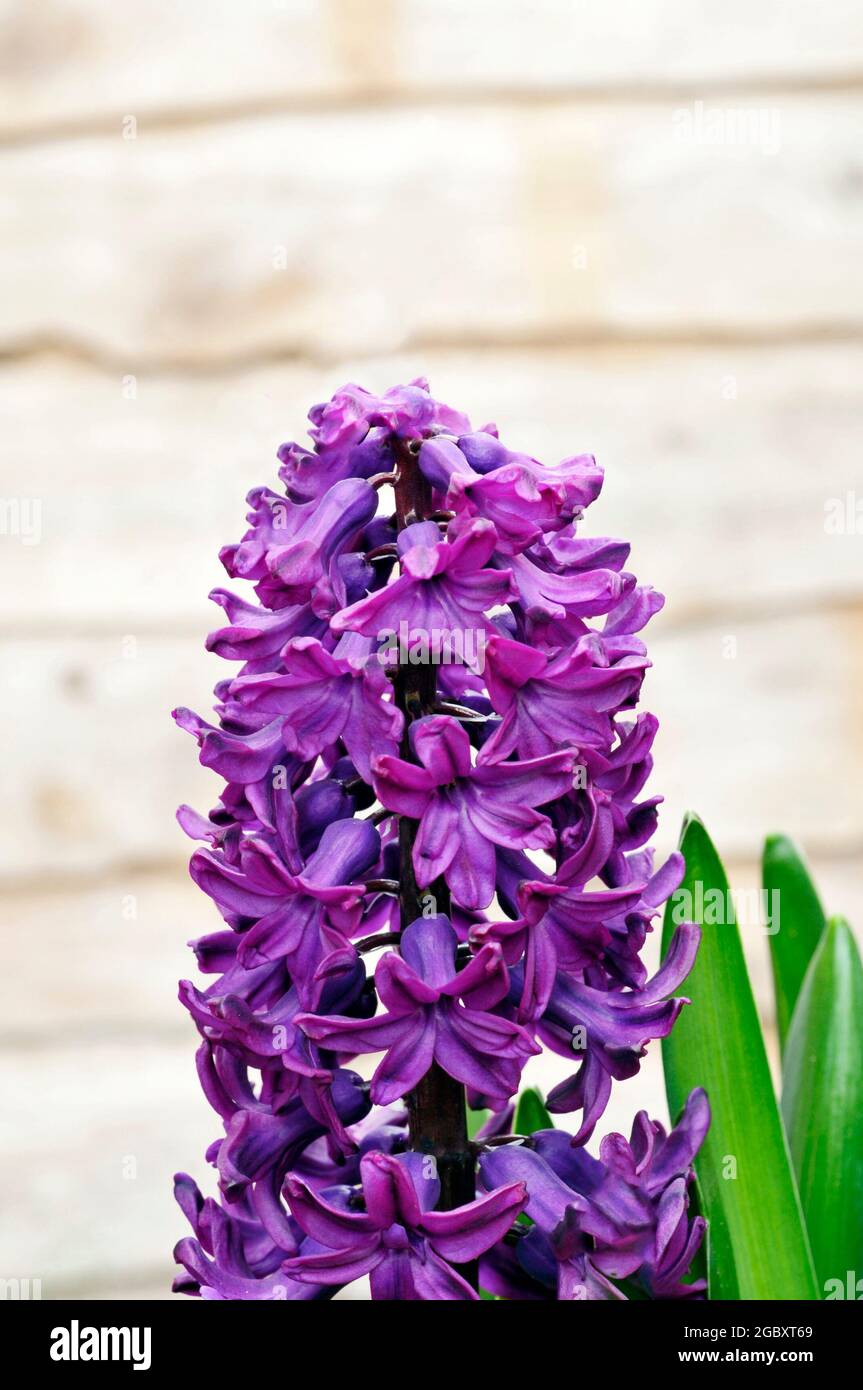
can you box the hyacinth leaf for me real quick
[762,834,827,1053]
[466,1104,491,1140]
[782,916,863,1294]
[661,812,817,1300]
[682,1170,709,1292]
[514,1087,553,1136]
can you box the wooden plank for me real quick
[0,877,210,1041]
[0,1039,215,1295]
[0,633,216,880]
[647,606,863,867]
[8,859,859,1038]
[0,603,860,880]
[2,1,863,137]
[1,344,861,632]
[1,97,861,360]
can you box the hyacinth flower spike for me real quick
[172,379,706,1300]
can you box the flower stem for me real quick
[390,437,476,1231]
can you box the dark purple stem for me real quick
[390,437,477,1236]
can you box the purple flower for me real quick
[214,1067,369,1198]
[189,818,380,1000]
[456,431,605,514]
[474,845,685,1021]
[179,948,372,1105]
[418,436,565,553]
[299,915,538,1107]
[277,380,471,503]
[173,379,707,1300]
[479,1088,709,1300]
[205,587,327,662]
[308,380,471,455]
[173,705,297,785]
[284,1149,526,1300]
[473,883,643,1025]
[535,923,701,1143]
[504,545,631,622]
[173,1174,328,1301]
[227,636,402,781]
[332,517,517,649]
[222,477,377,611]
[372,715,577,910]
[481,631,648,762]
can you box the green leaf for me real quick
[682,1170,709,1290]
[762,835,827,1052]
[466,1104,491,1140]
[661,812,817,1300]
[514,1087,553,1136]
[511,1088,553,1234]
[608,1276,652,1300]
[782,916,863,1295]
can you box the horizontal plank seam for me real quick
[2,73,863,149]
[0,1026,192,1051]
[3,324,863,378]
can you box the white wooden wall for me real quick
[1,1,861,1300]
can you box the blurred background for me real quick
[1,0,861,1300]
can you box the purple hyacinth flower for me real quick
[481,631,648,762]
[226,636,402,781]
[205,587,328,662]
[331,517,517,650]
[284,1149,526,1300]
[222,476,377,610]
[505,545,631,622]
[308,379,472,454]
[173,705,298,785]
[215,1067,370,1199]
[179,946,372,1114]
[456,432,604,511]
[277,378,472,503]
[480,1087,709,1300]
[189,818,380,1001]
[173,1174,332,1301]
[535,922,700,1143]
[298,915,539,1107]
[372,715,577,911]
[473,882,645,1025]
[475,839,685,1021]
[418,436,565,554]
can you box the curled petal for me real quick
[421,1181,527,1263]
